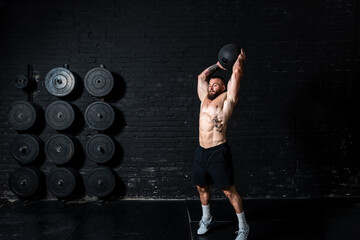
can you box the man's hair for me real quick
[209,75,226,85]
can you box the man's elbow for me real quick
[198,75,206,82]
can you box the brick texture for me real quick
[0,0,359,200]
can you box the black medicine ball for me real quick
[218,43,240,70]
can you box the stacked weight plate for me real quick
[84,101,115,131]
[14,74,29,89]
[9,167,45,199]
[45,134,75,165]
[8,101,39,131]
[11,134,42,165]
[84,66,114,97]
[45,66,75,97]
[45,101,75,130]
[87,167,116,198]
[86,134,115,164]
[47,167,79,198]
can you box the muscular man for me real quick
[192,49,249,240]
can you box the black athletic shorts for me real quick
[191,142,235,189]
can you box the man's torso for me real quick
[199,92,235,148]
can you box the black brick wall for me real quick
[0,0,359,200]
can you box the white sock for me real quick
[237,212,248,229]
[201,204,212,222]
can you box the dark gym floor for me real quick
[0,198,360,240]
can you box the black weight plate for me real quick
[14,74,28,89]
[86,134,115,163]
[87,167,115,197]
[84,101,114,130]
[84,67,114,97]
[8,101,37,131]
[9,167,42,198]
[45,67,75,96]
[45,101,75,130]
[45,134,74,165]
[11,134,40,165]
[47,167,77,198]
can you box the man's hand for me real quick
[238,48,246,62]
[217,48,245,71]
[216,61,227,70]
[233,48,245,76]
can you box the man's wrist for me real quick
[205,64,220,77]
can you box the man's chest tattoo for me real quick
[212,117,223,132]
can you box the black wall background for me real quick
[0,0,359,200]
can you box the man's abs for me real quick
[199,112,227,148]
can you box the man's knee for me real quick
[197,185,209,194]
[221,185,237,199]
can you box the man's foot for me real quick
[197,217,216,235]
[235,224,249,240]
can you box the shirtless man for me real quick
[192,49,249,240]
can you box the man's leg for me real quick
[197,185,212,221]
[221,185,243,213]
[196,185,215,235]
[222,185,249,239]
[197,185,210,206]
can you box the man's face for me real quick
[207,78,225,100]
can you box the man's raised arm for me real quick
[227,49,246,104]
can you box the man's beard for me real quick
[207,91,222,100]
